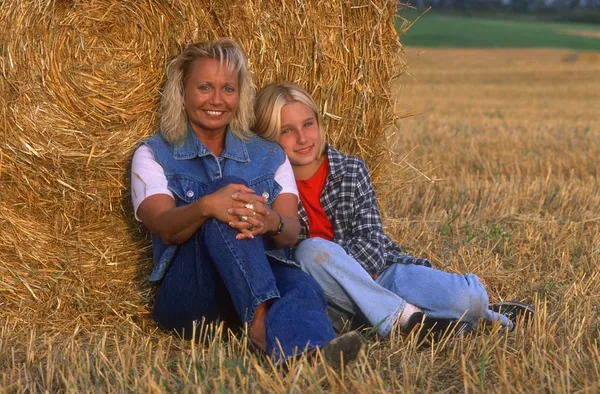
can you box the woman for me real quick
[253,82,534,340]
[130,40,364,364]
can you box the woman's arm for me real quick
[132,145,256,244]
[228,191,300,248]
[138,183,256,245]
[228,156,300,248]
[267,193,301,248]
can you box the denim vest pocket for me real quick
[247,173,282,204]
[167,175,209,205]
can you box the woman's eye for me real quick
[304,122,313,127]
[224,86,236,93]
[198,85,210,91]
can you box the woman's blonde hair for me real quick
[254,83,326,155]
[160,38,255,145]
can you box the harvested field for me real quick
[2,2,600,389]
[381,47,600,392]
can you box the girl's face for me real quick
[278,101,322,169]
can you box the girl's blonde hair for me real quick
[160,38,255,145]
[254,83,326,156]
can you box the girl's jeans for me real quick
[294,238,511,336]
[153,177,335,361]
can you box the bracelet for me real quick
[265,212,284,236]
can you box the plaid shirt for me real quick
[297,145,432,276]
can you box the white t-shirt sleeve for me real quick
[131,146,296,220]
[274,156,298,197]
[130,144,174,221]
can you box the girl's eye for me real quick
[281,128,292,135]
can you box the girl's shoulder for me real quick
[326,145,369,178]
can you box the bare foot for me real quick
[250,302,268,351]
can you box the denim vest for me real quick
[143,125,294,283]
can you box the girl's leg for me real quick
[265,262,337,362]
[294,238,407,337]
[376,263,500,327]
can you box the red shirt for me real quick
[296,157,334,241]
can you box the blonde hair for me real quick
[160,38,255,145]
[254,83,326,155]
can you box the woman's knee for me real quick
[206,175,248,194]
[203,217,246,245]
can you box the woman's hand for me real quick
[228,191,272,239]
[232,192,300,248]
[204,183,256,224]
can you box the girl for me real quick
[253,82,533,340]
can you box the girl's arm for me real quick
[335,160,390,276]
[337,159,430,275]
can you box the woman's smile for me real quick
[204,110,225,117]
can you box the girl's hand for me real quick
[228,192,271,239]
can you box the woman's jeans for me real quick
[153,177,335,361]
[294,238,512,336]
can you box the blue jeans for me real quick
[294,238,512,336]
[153,177,335,361]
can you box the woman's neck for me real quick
[293,155,325,181]
[194,127,226,157]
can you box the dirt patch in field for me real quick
[560,29,600,39]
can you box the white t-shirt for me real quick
[131,144,298,221]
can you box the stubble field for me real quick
[381,47,600,392]
[2,48,599,393]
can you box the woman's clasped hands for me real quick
[205,183,274,240]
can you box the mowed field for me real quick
[2,48,599,393]
[398,12,600,50]
[380,47,600,391]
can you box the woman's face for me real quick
[183,58,239,137]
[278,101,322,168]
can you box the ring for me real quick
[249,225,256,231]
[245,203,254,210]
[240,216,248,222]
[252,211,257,218]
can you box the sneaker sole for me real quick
[321,331,366,371]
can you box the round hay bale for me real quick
[0,0,403,341]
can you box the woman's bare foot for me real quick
[250,302,268,351]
